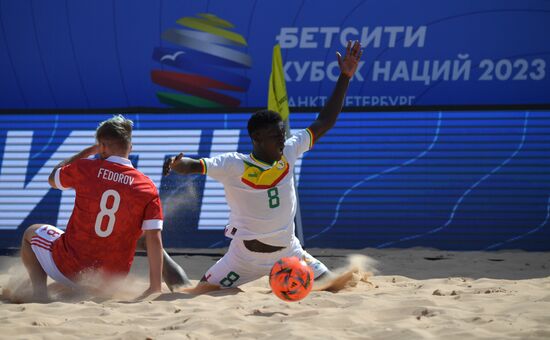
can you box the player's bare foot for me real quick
[31,292,51,303]
[3,288,50,304]
[175,282,221,295]
[313,268,358,293]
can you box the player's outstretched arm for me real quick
[307,40,363,142]
[48,144,99,189]
[162,152,204,176]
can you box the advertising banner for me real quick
[1,0,549,109]
[1,111,549,250]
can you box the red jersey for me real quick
[51,155,163,280]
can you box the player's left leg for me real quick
[288,236,356,292]
[312,270,357,292]
[21,224,49,301]
[177,280,221,295]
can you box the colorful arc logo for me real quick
[152,13,252,108]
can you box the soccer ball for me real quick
[269,256,314,302]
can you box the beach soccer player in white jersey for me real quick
[163,41,363,294]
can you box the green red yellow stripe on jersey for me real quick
[241,156,289,189]
[199,159,207,175]
[305,128,315,149]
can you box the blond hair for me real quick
[95,115,133,152]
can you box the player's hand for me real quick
[163,152,184,176]
[136,286,162,300]
[83,144,99,157]
[337,40,363,79]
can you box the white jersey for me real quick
[201,128,314,247]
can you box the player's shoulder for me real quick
[286,128,310,142]
[68,156,101,172]
[207,151,244,161]
[230,152,251,168]
[232,152,248,161]
[285,128,313,149]
[131,168,156,185]
[202,152,246,178]
[75,155,99,165]
[128,169,160,197]
[205,151,246,167]
[102,158,157,190]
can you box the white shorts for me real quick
[30,225,77,288]
[204,235,328,288]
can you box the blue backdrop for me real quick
[1,0,549,109]
[1,111,549,250]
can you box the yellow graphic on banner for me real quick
[241,157,289,189]
[177,15,247,46]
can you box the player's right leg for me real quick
[21,224,48,301]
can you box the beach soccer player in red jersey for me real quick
[19,115,189,302]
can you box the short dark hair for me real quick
[247,110,282,136]
[96,115,133,151]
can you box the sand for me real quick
[1,248,550,339]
